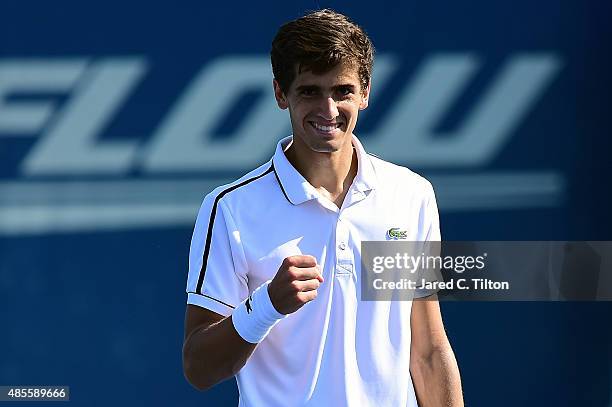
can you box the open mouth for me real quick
[309,121,343,133]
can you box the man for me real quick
[183,9,463,406]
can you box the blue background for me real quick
[1,1,611,405]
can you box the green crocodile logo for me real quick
[387,227,408,240]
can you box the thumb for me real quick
[316,265,324,282]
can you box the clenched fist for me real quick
[267,255,324,315]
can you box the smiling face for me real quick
[273,63,370,155]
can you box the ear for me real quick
[273,79,289,110]
[359,81,371,110]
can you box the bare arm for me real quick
[182,255,323,391]
[410,295,463,406]
[182,305,257,391]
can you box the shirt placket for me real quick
[335,216,353,276]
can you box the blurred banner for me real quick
[1,1,611,406]
[2,3,607,237]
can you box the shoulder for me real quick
[199,161,276,211]
[367,153,435,196]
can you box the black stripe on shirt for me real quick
[195,165,274,294]
[188,292,236,309]
[272,162,292,204]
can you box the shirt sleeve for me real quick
[186,192,249,317]
[414,180,442,299]
[421,180,441,242]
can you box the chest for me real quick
[236,189,426,288]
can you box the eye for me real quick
[300,88,317,97]
[337,86,353,97]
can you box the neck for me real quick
[285,136,358,207]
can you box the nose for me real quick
[318,96,339,120]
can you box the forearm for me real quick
[411,343,463,407]
[183,316,257,390]
[182,258,322,391]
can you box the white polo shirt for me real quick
[186,135,440,407]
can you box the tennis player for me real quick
[183,9,463,406]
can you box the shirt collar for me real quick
[272,134,378,205]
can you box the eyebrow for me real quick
[295,83,356,92]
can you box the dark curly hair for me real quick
[271,9,374,95]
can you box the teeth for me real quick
[312,122,339,131]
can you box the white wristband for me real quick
[231,280,286,344]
